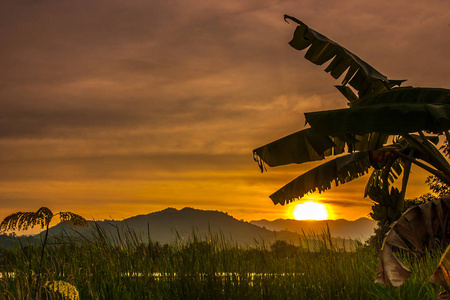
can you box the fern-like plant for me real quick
[0,207,88,299]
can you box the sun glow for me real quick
[292,201,329,221]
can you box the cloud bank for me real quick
[0,0,449,222]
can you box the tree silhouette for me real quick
[0,207,88,299]
[253,15,450,288]
[254,15,450,238]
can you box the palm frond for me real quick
[0,207,54,232]
[270,151,371,205]
[59,212,89,229]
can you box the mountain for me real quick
[41,207,361,248]
[0,233,20,248]
[250,218,376,242]
[44,207,305,247]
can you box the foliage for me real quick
[430,246,450,299]
[376,197,450,286]
[253,15,450,289]
[426,175,450,198]
[270,240,298,257]
[0,207,88,300]
[269,151,371,204]
[0,208,88,233]
[282,15,403,98]
[368,166,450,249]
[253,18,450,242]
[0,207,53,232]
[0,226,442,299]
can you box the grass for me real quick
[0,224,443,299]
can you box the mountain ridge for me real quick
[250,217,375,241]
[1,207,375,248]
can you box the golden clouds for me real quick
[0,0,448,224]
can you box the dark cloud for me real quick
[0,153,253,181]
[320,199,371,208]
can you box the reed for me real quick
[0,223,442,299]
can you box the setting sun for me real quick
[292,201,329,221]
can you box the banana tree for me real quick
[253,16,450,239]
[253,15,450,291]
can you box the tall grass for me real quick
[0,224,442,299]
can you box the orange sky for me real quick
[1,0,449,225]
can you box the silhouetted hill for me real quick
[43,207,305,247]
[39,207,358,248]
[0,233,20,248]
[250,218,376,242]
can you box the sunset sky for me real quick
[1,0,449,225]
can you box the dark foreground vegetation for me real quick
[0,226,444,299]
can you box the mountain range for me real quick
[0,207,376,248]
[251,218,375,241]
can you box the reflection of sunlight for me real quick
[291,200,329,221]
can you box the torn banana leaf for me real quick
[253,128,388,172]
[430,245,450,299]
[253,128,335,172]
[376,197,450,286]
[352,87,450,108]
[284,15,404,98]
[306,103,450,136]
[270,151,371,205]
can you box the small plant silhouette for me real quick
[0,207,88,299]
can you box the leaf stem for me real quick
[395,152,450,185]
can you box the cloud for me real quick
[0,0,448,223]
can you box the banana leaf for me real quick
[365,158,404,198]
[335,85,359,103]
[253,128,388,172]
[376,196,450,287]
[270,151,371,205]
[352,87,450,108]
[375,244,412,287]
[253,128,335,171]
[353,132,389,152]
[430,245,450,299]
[284,15,404,98]
[306,103,450,136]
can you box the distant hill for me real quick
[250,218,376,242]
[44,207,306,247]
[0,233,20,248]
